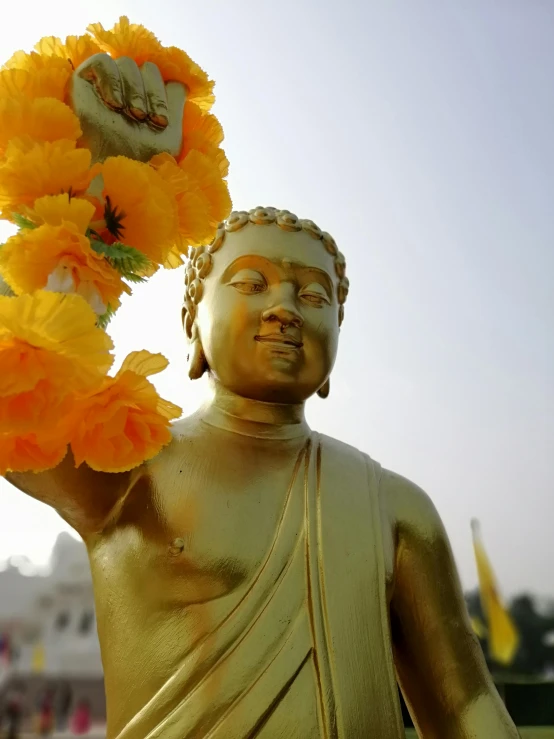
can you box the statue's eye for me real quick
[231,281,266,294]
[299,283,330,306]
[228,269,267,294]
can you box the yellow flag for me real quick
[471,519,519,665]
[31,643,45,673]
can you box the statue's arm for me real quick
[386,470,520,738]
[6,457,138,538]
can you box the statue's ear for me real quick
[182,306,195,340]
[317,378,330,399]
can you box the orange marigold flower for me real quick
[87,16,162,66]
[0,372,76,435]
[0,292,113,392]
[70,350,181,472]
[2,51,72,101]
[151,46,215,111]
[101,156,178,265]
[35,34,102,70]
[0,222,127,315]
[0,97,81,156]
[0,336,76,434]
[0,138,93,222]
[0,428,69,476]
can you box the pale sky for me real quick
[0,0,552,598]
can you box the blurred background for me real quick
[1,0,553,736]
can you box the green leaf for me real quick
[89,239,151,275]
[12,213,38,230]
[123,273,147,284]
[97,304,116,330]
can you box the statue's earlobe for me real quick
[187,338,208,380]
[317,378,330,399]
[185,319,208,380]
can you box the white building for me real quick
[0,533,105,722]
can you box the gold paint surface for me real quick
[6,61,521,738]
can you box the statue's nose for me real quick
[261,302,304,329]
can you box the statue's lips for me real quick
[255,334,303,349]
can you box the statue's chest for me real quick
[107,440,306,607]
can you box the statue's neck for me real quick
[200,384,309,441]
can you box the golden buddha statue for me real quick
[5,54,520,738]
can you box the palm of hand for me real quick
[70,53,185,164]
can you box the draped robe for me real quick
[111,433,404,739]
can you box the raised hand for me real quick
[69,53,185,164]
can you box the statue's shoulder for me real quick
[318,433,441,533]
[378,466,445,542]
[144,413,206,473]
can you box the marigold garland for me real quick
[0,17,232,475]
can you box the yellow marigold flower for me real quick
[188,138,229,179]
[150,152,213,254]
[35,34,102,70]
[0,428,69,475]
[0,138,93,221]
[0,97,81,156]
[2,51,72,101]
[0,222,128,315]
[151,46,215,111]
[70,350,181,472]
[182,100,224,148]
[162,245,187,269]
[31,193,96,233]
[0,69,29,99]
[0,292,113,391]
[101,156,178,265]
[87,16,162,66]
[180,150,231,228]
[152,150,231,258]
[180,101,229,177]
[0,292,113,437]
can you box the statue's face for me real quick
[196,225,340,403]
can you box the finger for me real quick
[166,81,187,132]
[76,53,124,111]
[115,57,148,122]
[140,62,169,129]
